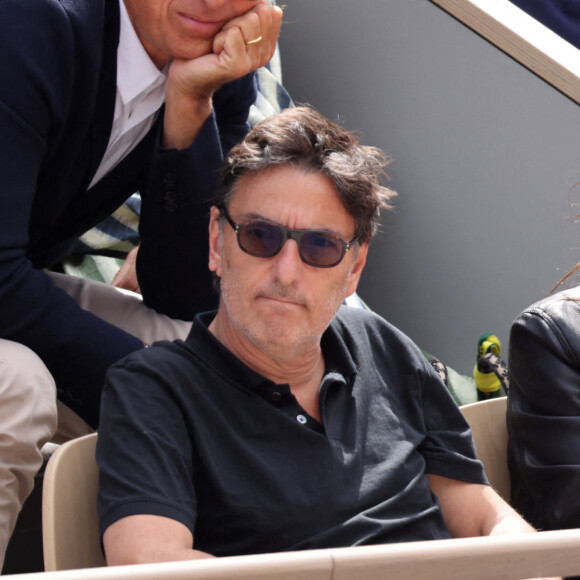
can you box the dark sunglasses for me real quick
[220,207,357,268]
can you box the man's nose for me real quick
[271,239,303,284]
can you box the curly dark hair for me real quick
[214,106,396,243]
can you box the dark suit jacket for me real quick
[0,0,256,426]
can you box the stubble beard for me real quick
[220,274,348,362]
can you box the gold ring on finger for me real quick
[245,35,263,46]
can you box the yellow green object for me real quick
[474,333,503,399]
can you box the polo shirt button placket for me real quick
[296,414,307,424]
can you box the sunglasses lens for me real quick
[233,216,349,268]
[238,221,284,257]
[300,231,345,267]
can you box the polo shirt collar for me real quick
[321,307,359,380]
[188,312,270,392]
[188,309,359,392]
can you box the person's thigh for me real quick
[48,272,192,344]
[0,339,58,570]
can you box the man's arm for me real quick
[103,515,213,565]
[162,2,282,152]
[0,0,146,428]
[100,480,539,566]
[427,474,535,537]
[135,80,254,319]
[429,476,562,580]
[97,351,207,563]
[135,4,282,319]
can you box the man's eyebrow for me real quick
[232,209,352,236]
[229,210,269,222]
[245,211,268,220]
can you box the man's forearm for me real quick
[107,545,215,566]
[103,514,214,566]
[485,505,536,536]
[162,88,213,151]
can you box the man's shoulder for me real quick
[114,339,191,368]
[1,0,108,30]
[333,304,409,341]
[105,339,200,403]
[332,305,425,363]
[110,316,218,377]
[0,0,113,75]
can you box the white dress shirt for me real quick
[90,0,168,188]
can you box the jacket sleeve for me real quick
[136,73,257,320]
[0,0,144,429]
[507,299,580,530]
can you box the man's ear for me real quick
[345,242,368,299]
[208,206,223,277]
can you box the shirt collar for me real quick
[188,312,269,393]
[118,0,167,105]
[187,309,359,392]
[320,308,359,380]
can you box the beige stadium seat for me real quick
[42,432,104,571]
[460,396,510,502]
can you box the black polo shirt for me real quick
[97,306,486,556]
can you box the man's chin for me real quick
[248,320,308,348]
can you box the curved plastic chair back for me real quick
[42,432,104,571]
[459,397,510,502]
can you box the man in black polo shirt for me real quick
[97,106,536,564]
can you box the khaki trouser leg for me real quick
[0,340,58,571]
[48,271,192,443]
[48,271,192,345]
